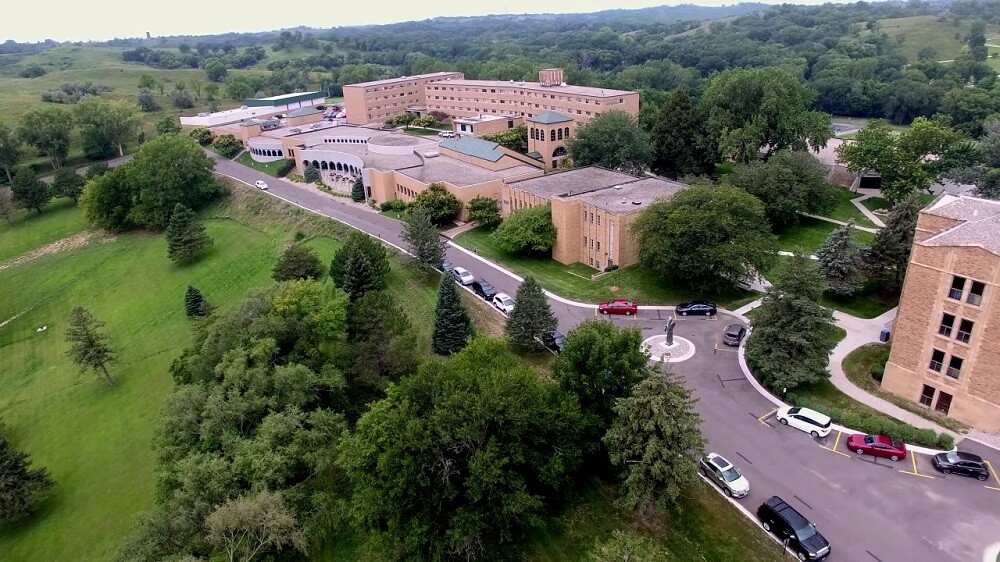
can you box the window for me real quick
[589,212,594,223]
[550,129,556,141]
[919,385,935,407]
[596,215,600,226]
[938,313,955,337]
[935,391,953,415]
[957,319,973,344]
[589,239,594,249]
[564,127,570,138]
[589,257,594,266]
[946,356,963,379]
[557,128,563,140]
[596,241,601,250]
[968,281,985,306]
[583,236,587,247]
[582,210,587,221]
[929,349,945,372]
[949,276,966,300]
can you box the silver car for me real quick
[700,453,750,498]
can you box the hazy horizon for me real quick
[4,0,852,43]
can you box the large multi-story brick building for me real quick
[342,72,464,126]
[881,195,1000,431]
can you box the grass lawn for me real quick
[872,15,1000,63]
[233,152,292,177]
[403,125,450,136]
[777,217,874,255]
[824,187,878,229]
[0,198,89,263]
[453,226,758,309]
[862,193,935,217]
[763,256,898,319]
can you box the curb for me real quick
[697,474,799,559]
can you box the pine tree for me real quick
[401,207,444,272]
[505,276,556,351]
[342,248,379,302]
[65,306,117,388]
[184,285,208,317]
[432,275,474,355]
[11,168,51,214]
[165,203,213,265]
[603,368,705,516]
[351,177,366,202]
[330,231,390,289]
[303,165,320,183]
[816,222,865,296]
[0,424,55,525]
[866,194,922,291]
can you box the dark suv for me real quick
[471,279,497,301]
[757,496,831,561]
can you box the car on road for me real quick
[441,260,455,274]
[471,279,497,301]
[254,180,269,190]
[598,299,638,315]
[722,323,747,346]
[438,131,457,138]
[931,451,991,481]
[757,496,831,561]
[541,330,567,354]
[451,266,474,285]
[775,406,833,438]
[493,293,515,316]
[700,453,750,498]
[846,434,907,461]
[675,300,717,316]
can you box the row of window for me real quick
[530,127,571,142]
[368,90,419,102]
[362,76,457,93]
[937,313,974,344]
[396,184,418,199]
[428,85,627,106]
[583,210,601,226]
[929,349,964,380]
[322,137,368,145]
[249,147,283,157]
[919,384,953,415]
[948,275,985,306]
[582,236,602,251]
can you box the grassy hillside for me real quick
[874,15,1000,62]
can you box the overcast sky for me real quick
[5,0,838,43]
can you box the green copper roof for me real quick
[527,111,572,124]
[440,137,504,163]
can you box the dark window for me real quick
[935,391,953,415]
[947,356,963,379]
[949,276,966,300]
[968,281,985,306]
[957,319,973,344]
[550,129,556,141]
[929,349,945,372]
[919,385,935,407]
[938,313,955,337]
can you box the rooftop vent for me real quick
[621,199,627,204]
[613,185,622,190]
[631,201,642,205]
[422,151,440,158]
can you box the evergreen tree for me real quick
[341,248,379,302]
[505,276,556,351]
[184,285,208,317]
[303,165,320,183]
[351,177,366,202]
[0,423,55,525]
[347,290,418,402]
[816,222,865,296]
[65,306,117,388]
[603,368,705,516]
[272,244,325,281]
[51,168,84,203]
[165,204,214,265]
[10,168,51,214]
[745,254,837,392]
[329,231,390,289]
[432,275,474,355]
[651,88,716,180]
[866,194,922,291]
[401,207,444,272]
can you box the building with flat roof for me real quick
[342,72,464,126]
[881,194,1000,431]
[179,91,326,128]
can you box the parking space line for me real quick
[757,407,778,426]
[821,430,851,458]
[898,454,935,479]
[985,461,1000,490]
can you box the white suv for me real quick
[492,293,515,316]
[254,180,269,190]
[775,406,833,438]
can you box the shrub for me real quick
[303,165,320,183]
[380,200,407,212]
[19,64,47,78]
[275,159,295,177]
[170,89,195,109]
[936,434,955,450]
[211,134,241,158]
[189,128,212,146]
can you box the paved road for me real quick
[214,156,1000,562]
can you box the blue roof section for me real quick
[440,136,504,163]
[527,111,572,124]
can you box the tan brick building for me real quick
[881,195,1000,431]
[342,72,465,125]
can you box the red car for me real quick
[599,299,638,316]
[846,434,907,461]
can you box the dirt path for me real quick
[0,230,112,273]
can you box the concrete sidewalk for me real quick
[850,193,886,228]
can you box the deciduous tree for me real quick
[0,187,15,226]
[75,97,141,157]
[866,194,922,291]
[410,183,462,226]
[490,204,556,255]
[137,88,160,112]
[467,195,501,229]
[650,88,716,179]
[11,169,51,213]
[155,116,181,135]
[567,111,653,175]
[347,290,418,401]
[948,121,1000,200]
[272,244,325,281]
[18,106,74,169]
[505,276,556,351]
[480,125,528,154]
[205,490,306,562]
[204,60,229,83]
[401,207,444,272]
[588,530,666,562]
[0,122,23,183]
[432,276,474,355]
[51,167,84,203]
[0,423,54,526]
[166,204,213,265]
[212,134,241,158]
[189,127,212,146]
[728,150,837,231]
[816,222,865,296]
[65,306,117,388]
[170,89,195,109]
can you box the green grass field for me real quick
[777,217,874,255]
[763,254,898,319]
[873,15,1000,63]
[825,187,878,229]
[0,198,90,263]
[233,152,292,177]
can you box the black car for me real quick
[757,496,831,561]
[675,300,717,316]
[932,451,991,481]
[541,330,567,354]
[722,323,747,346]
[441,261,455,274]
[471,279,497,301]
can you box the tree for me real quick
[11,168,50,213]
[0,188,14,226]
[211,134,241,158]
[156,116,181,135]
[432,275,474,355]
[189,127,212,146]
[166,204,213,265]
[948,121,1000,199]
[0,122,23,183]
[745,254,837,392]
[204,60,229,83]
[184,285,209,317]
[410,183,462,226]
[481,125,528,154]
[138,74,157,90]
[505,276,556,351]
[866,194,922,291]
[0,424,54,525]
[603,368,705,515]
[490,204,557,255]
[65,306,117,388]
[204,82,220,101]
[137,88,160,112]
[189,80,203,100]
[51,168,84,203]
[728,150,837,230]
[272,244,324,281]
[967,21,988,62]
[346,290,418,401]
[632,186,776,292]
[467,196,501,229]
[650,88,716,179]
[302,164,320,183]
[701,67,831,163]
[401,207,444,272]
[339,338,584,560]
[18,106,74,170]
[816,223,865,296]
[84,162,109,180]
[205,490,306,562]
[351,177,365,202]
[341,248,380,302]
[566,111,653,175]
[588,530,667,562]
[554,319,648,437]
[329,231,390,290]
[170,89,195,109]
[75,97,141,157]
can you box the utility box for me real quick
[879,328,891,343]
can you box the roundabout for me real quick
[641,334,696,363]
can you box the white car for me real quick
[438,131,456,138]
[700,453,750,498]
[775,406,833,438]
[492,293,515,316]
[254,180,269,190]
[451,266,474,285]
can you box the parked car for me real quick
[932,451,991,481]
[438,131,456,138]
[775,406,833,438]
[541,330,567,354]
[493,293,515,316]
[471,279,497,301]
[451,267,474,285]
[441,260,455,274]
[700,453,750,498]
[722,323,747,346]
[675,300,717,316]
[846,434,907,461]
[598,299,638,315]
[757,496,831,561]
[254,180,269,190]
